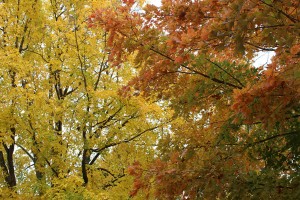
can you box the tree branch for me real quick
[16,143,35,162]
[116,30,243,89]
[245,42,276,51]
[205,58,245,87]
[89,125,160,165]
[259,0,298,23]
[148,45,243,89]
[93,105,124,128]
[97,167,116,178]
[247,131,299,147]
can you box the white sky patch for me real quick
[253,51,276,68]
[147,0,161,6]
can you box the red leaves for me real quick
[87,9,105,28]
[118,85,131,98]
[128,161,145,197]
[88,1,145,71]
[130,179,143,197]
[122,0,135,5]
[128,161,142,177]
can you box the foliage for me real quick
[0,0,299,199]
[89,0,300,199]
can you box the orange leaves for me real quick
[130,179,143,197]
[290,44,300,55]
[174,56,184,64]
[88,3,145,68]
[128,161,142,177]
[180,28,198,45]
[232,66,300,125]
[122,0,135,5]
[127,152,186,198]
[200,28,210,41]
[128,161,148,197]
[232,87,254,120]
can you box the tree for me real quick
[90,0,300,199]
[0,0,168,198]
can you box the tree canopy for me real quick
[0,0,299,199]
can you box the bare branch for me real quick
[89,125,160,165]
[16,143,35,162]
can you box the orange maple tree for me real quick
[89,0,300,199]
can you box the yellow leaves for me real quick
[0,0,152,197]
[0,132,14,148]
[0,48,21,68]
[97,89,118,99]
[0,187,18,199]
[130,96,162,117]
[44,175,106,200]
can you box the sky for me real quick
[147,0,161,6]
